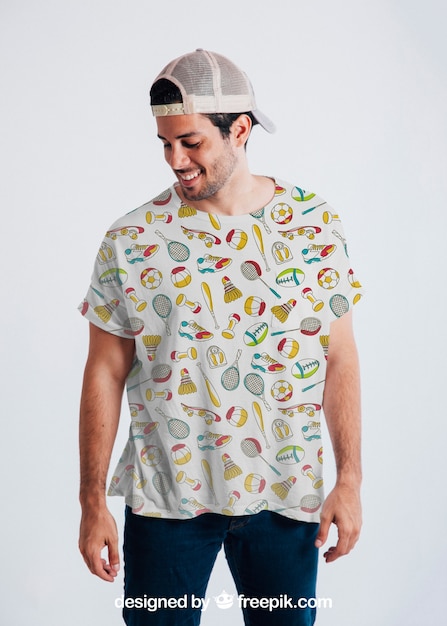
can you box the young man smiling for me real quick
[79,49,363,626]
[156,110,273,211]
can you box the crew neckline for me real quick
[171,176,279,222]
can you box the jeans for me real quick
[123,507,319,626]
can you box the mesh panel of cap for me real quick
[218,56,250,96]
[171,55,216,96]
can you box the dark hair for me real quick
[150,78,256,141]
[205,112,256,140]
[150,79,182,107]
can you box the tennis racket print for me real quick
[127,362,172,391]
[126,356,143,383]
[154,406,190,439]
[332,229,348,255]
[250,207,272,234]
[148,363,172,382]
[155,229,190,261]
[274,494,322,514]
[152,471,172,511]
[110,317,145,336]
[240,261,280,299]
[221,349,242,391]
[152,471,172,494]
[329,294,349,317]
[302,379,326,393]
[152,294,172,335]
[271,317,322,337]
[243,373,272,410]
[240,437,281,476]
[301,201,326,216]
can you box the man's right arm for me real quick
[78,323,135,582]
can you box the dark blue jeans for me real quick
[123,508,319,625]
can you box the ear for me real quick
[231,114,252,147]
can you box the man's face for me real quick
[156,114,239,202]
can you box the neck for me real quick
[174,166,275,217]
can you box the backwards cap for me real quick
[151,49,275,133]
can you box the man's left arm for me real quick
[315,310,362,563]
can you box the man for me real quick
[79,49,363,626]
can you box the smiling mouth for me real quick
[177,169,202,182]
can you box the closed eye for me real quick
[182,141,200,149]
[161,141,200,150]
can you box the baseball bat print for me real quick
[252,401,270,449]
[201,281,220,329]
[202,459,218,505]
[196,362,221,408]
[252,223,271,271]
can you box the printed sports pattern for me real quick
[79,179,363,522]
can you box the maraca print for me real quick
[80,180,363,522]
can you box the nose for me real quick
[168,143,191,171]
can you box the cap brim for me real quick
[252,109,276,133]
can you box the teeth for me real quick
[180,171,200,181]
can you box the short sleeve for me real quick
[78,235,138,338]
[287,191,364,322]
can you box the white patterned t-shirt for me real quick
[79,179,363,522]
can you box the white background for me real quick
[1,0,446,624]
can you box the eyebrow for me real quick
[157,132,202,141]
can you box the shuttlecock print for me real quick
[178,368,197,395]
[142,335,162,361]
[271,476,297,500]
[222,276,243,303]
[222,453,243,480]
[271,299,297,323]
[94,299,120,323]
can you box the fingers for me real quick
[81,546,120,582]
[314,514,331,549]
[79,510,120,582]
[79,539,118,582]
[106,542,121,577]
[101,558,120,581]
[323,520,360,563]
[90,553,120,582]
[314,486,362,563]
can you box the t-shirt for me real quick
[79,178,363,522]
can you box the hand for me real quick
[315,483,362,563]
[79,506,120,582]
